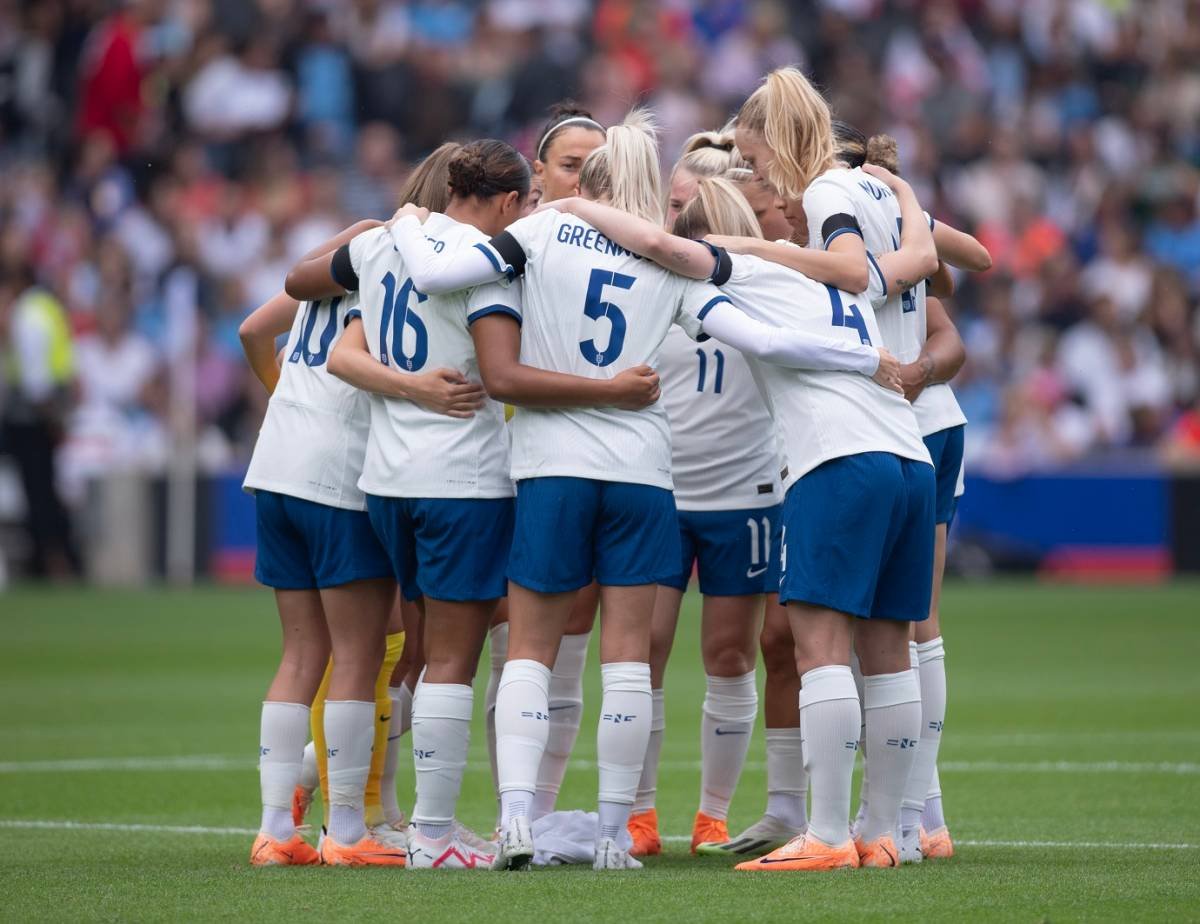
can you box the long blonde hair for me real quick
[578,109,664,225]
[737,67,835,200]
[672,177,763,241]
[397,142,461,212]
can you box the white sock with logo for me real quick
[800,665,860,847]
[632,687,666,814]
[495,658,551,827]
[902,637,946,836]
[597,661,651,840]
[924,766,946,830]
[324,699,376,844]
[699,671,757,820]
[764,726,807,830]
[411,681,473,840]
[859,669,922,843]
[380,683,411,826]
[533,632,589,819]
[850,651,868,832]
[259,701,310,840]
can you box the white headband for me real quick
[537,116,605,161]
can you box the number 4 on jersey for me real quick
[825,285,872,345]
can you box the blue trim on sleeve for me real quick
[866,251,887,298]
[467,304,522,327]
[342,307,362,327]
[824,225,864,247]
[696,295,733,322]
[473,242,514,281]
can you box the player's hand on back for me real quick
[898,356,934,404]
[872,348,904,394]
[609,365,661,410]
[861,163,908,194]
[409,367,487,418]
[385,203,430,228]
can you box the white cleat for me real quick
[368,821,411,853]
[454,820,497,854]
[898,825,923,864]
[491,816,534,871]
[695,814,804,858]
[594,837,643,870]
[407,829,494,870]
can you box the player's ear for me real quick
[502,189,520,215]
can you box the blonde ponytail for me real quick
[672,177,763,241]
[737,67,835,200]
[578,108,664,225]
[677,130,741,178]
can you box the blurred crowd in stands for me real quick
[1,0,1200,573]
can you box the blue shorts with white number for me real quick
[922,424,965,526]
[508,477,679,593]
[367,495,513,602]
[779,453,935,621]
[660,505,782,596]
[255,490,394,591]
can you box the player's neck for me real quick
[446,199,494,236]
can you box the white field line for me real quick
[3,756,1197,774]
[0,820,1194,851]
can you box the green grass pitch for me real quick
[1,580,1198,922]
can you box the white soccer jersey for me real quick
[243,293,371,510]
[480,208,724,489]
[804,167,967,437]
[718,253,930,486]
[344,216,517,499]
[658,324,782,511]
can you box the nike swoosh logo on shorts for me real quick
[746,567,767,578]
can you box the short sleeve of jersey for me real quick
[466,279,523,327]
[481,209,559,283]
[347,228,378,280]
[865,251,888,307]
[803,179,861,250]
[674,278,731,341]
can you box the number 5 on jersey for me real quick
[580,268,634,367]
[379,272,429,371]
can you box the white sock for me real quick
[259,701,310,840]
[924,766,946,830]
[495,658,551,827]
[902,637,946,835]
[859,669,922,843]
[596,662,651,837]
[849,651,868,831]
[764,726,807,829]
[533,632,589,819]
[411,681,473,839]
[799,665,860,847]
[324,700,376,844]
[299,740,318,794]
[380,683,411,825]
[632,688,665,814]
[699,671,757,820]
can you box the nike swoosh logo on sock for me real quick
[714,728,748,736]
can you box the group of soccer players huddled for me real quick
[242,64,991,873]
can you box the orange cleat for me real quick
[855,835,899,868]
[627,809,662,857]
[250,832,320,867]
[735,832,860,871]
[920,825,955,859]
[319,833,407,867]
[690,811,729,854]
[291,785,313,828]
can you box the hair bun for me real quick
[865,134,900,174]
[546,99,594,122]
[448,149,487,193]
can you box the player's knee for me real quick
[704,644,753,678]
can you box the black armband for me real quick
[489,231,528,279]
[330,244,359,292]
[698,240,733,286]
[821,213,862,247]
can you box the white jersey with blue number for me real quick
[804,166,967,437]
[348,216,517,499]
[481,208,724,490]
[658,324,782,511]
[243,293,371,510]
[719,253,930,486]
